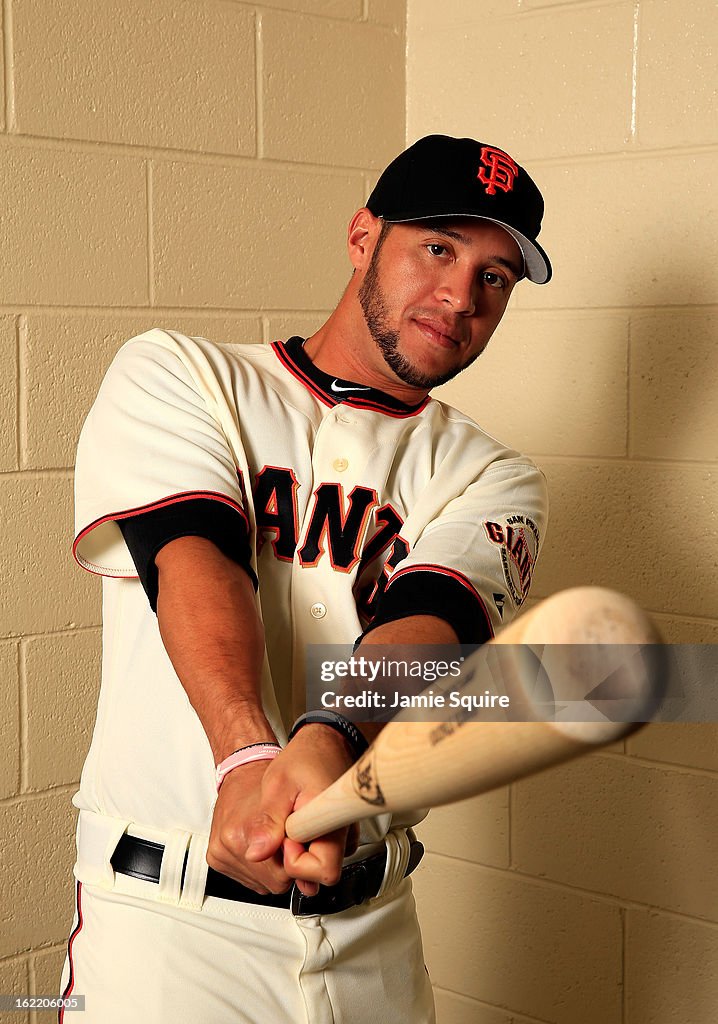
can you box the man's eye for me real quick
[427,243,448,256]
[483,271,506,289]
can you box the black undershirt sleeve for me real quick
[116,498,256,613]
[360,568,494,646]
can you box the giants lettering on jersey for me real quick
[252,468,406,617]
[298,484,378,572]
[253,466,300,561]
[354,531,411,626]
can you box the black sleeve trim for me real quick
[359,564,494,646]
[116,497,256,612]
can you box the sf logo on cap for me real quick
[477,146,519,196]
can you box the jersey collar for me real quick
[272,337,430,418]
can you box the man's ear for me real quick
[347,208,382,271]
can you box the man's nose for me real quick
[434,266,477,316]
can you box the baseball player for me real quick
[60,135,552,1023]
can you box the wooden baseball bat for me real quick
[285,587,665,843]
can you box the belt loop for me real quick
[376,829,411,900]
[157,829,191,906]
[77,810,129,890]
[179,833,210,912]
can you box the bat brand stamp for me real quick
[353,749,386,806]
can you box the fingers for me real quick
[208,816,291,894]
[273,729,359,894]
[243,813,285,863]
[282,839,320,898]
[282,827,351,895]
[207,766,293,894]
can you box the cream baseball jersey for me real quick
[72,328,548,839]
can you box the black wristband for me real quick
[288,711,369,761]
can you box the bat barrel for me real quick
[498,587,667,735]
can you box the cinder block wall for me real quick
[407,2,718,1023]
[0,0,405,1014]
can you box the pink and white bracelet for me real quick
[215,742,282,792]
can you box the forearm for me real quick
[155,535,274,762]
[355,614,459,743]
[153,536,353,893]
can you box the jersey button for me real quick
[333,458,349,472]
[310,602,327,619]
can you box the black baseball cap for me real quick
[366,135,552,284]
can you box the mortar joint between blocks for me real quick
[18,638,28,794]
[2,0,16,132]
[255,10,264,160]
[146,162,155,307]
[17,316,28,472]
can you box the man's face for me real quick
[357,218,523,391]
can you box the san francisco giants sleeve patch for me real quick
[484,515,540,608]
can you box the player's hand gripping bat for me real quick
[285,587,666,843]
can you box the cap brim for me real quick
[489,220,552,285]
[382,213,552,285]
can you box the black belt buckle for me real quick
[290,862,370,917]
[290,867,369,918]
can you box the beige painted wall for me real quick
[407,2,718,1023]
[0,1,405,1016]
[2,2,716,1022]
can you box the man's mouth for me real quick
[413,318,461,349]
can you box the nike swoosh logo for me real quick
[330,380,372,393]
